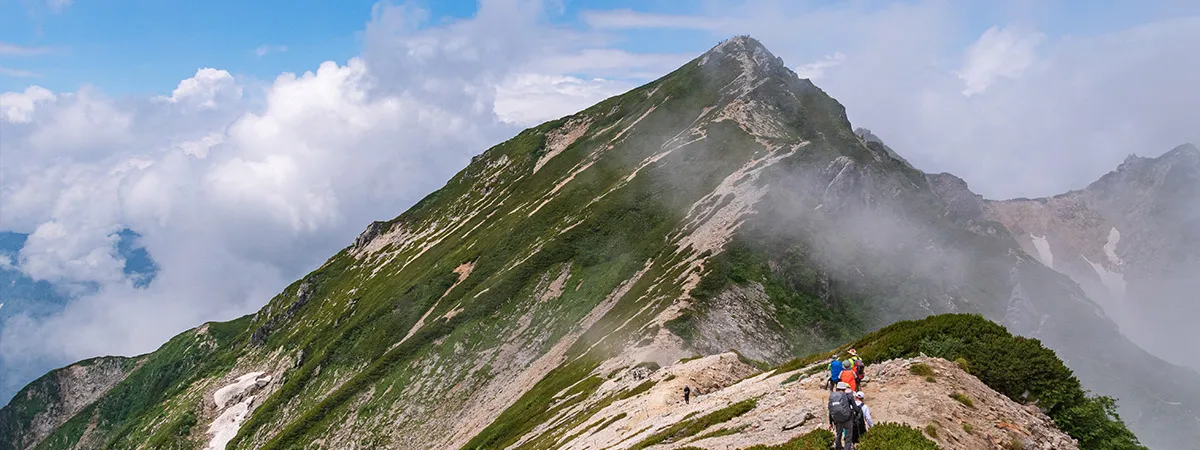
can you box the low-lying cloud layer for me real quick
[1,0,1198,402]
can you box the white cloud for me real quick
[160,68,243,109]
[793,52,846,80]
[495,73,632,126]
[255,44,288,57]
[531,49,693,79]
[0,86,55,123]
[175,132,225,159]
[23,87,134,157]
[19,221,126,284]
[955,26,1044,96]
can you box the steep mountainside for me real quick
[0,36,1194,449]
[983,144,1200,368]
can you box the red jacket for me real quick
[839,367,858,391]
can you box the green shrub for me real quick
[743,428,833,449]
[950,392,975,408]
[962,422,974,434]
[620,380,656,400]
[909,363,934,377]
[925,376,937,383]
[955,357,970,373]
[692,424,748,441]
[781,372,803,385]
[630,398,757,449]
[857,423,939,450]
[846,314,1146,449]
[924,423,938,438]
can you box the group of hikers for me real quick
[827,349,874,450]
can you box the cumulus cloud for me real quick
[494,73,632,126]
[0,86,55,122]
[159,68,243,109]
[0,0,590,389]
[956,26,1044,96]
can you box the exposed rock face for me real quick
[0,356,138,450]
[689,283,791,364]
[985,143,1200,368]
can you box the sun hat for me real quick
[836,382,850,390]
[854,391,865,399]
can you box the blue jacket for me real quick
[830,359,844,380]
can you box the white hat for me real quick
[854,391,865,399]
[836,382,850,390]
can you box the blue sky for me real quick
[0,0,713,94]
[1,0,1198,408]
[7,0,1196,96]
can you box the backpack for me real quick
[828,391,855,423]
[854,359,865,377]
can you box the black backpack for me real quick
[828,391,854,423]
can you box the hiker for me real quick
[828,382,857,450]
[852,391,873,445]
[839,360,858,392]
[683,385,691,404]
[828,358,844,392]
[848,349,865,386]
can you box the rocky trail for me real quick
[535,354,1076,450]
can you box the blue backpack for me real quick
[830,359,844,380]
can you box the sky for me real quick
[1,0,1198,403]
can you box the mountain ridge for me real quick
[0,35,1192,450]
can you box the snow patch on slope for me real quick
[213,372,265,409]
[204,397,255,450]
[1030,234,1054,268]
[205,372,272,450]
[1104,227,1124,266]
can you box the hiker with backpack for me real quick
[828,382,857,450]
[683,385,691,404]
[847,349,865,387]
[852,391,873,445]
[828,357,844,392]
[838,359,858,392]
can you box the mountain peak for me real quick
[700,35,789,76]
